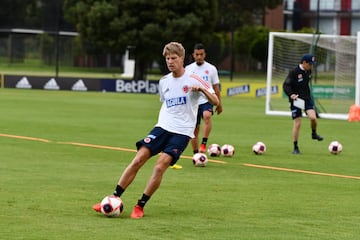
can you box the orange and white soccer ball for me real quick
[328,141,342,155]
[221,144,235,157]
[207,143,221,157]
[100,195,124,217]
[192,153,208,167]
[252,142,266,155]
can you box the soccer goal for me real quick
[266,32,360,120]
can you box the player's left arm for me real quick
[190,72,219,106]
[212,83,222,114]
[192,86,219,107]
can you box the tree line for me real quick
[0,0,282,79]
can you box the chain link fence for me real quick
[0,30,124,75]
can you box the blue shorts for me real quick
[196,102,214,125]
[290,99,315,119]
[136,127,190,165]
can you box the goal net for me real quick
[266,32,360,120]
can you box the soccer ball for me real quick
[221,144,235,157]
[207,143,221,157]
[100,195,124,217]
[328,141,343,154]
[192,153,208,167]
[252,142,266,155]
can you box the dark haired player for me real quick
[186,43,223,154]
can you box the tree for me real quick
[216,0,282,73]
[235,25,270,71]
[64,0,218,80]
[249,27,269,71]
[0,0,73,30]
[216,0,282,32]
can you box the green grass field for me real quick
[1,88,360,240]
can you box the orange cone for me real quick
[348,104,360,122]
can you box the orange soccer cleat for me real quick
[130,204,144,219]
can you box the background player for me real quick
[186,43,223,154]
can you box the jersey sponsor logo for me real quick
[297,74,303,82]
[166,96,187,108]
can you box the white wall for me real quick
[311,17,339,35]
[352,0,360,9]
[283,0,360,35]
[351,19,360,35]
[309,0,338,11]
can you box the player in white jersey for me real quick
[92,42,219,218]
[156,69,213,137]
[186,43,223,154]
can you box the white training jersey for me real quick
[185,61,220,104]
[156,69,215,138]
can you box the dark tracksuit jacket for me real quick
[283,65,312,102]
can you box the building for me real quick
[283,0,360,35]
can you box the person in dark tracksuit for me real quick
[283,54,323,154]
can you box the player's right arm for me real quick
[283,71,297,99]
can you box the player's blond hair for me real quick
[163,42,185,59]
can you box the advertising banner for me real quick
[4,75,99,91]
[101,79,159,94]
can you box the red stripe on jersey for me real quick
[190,73,211,89]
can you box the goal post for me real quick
[265,32,360,120]
[356,31,360,106]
